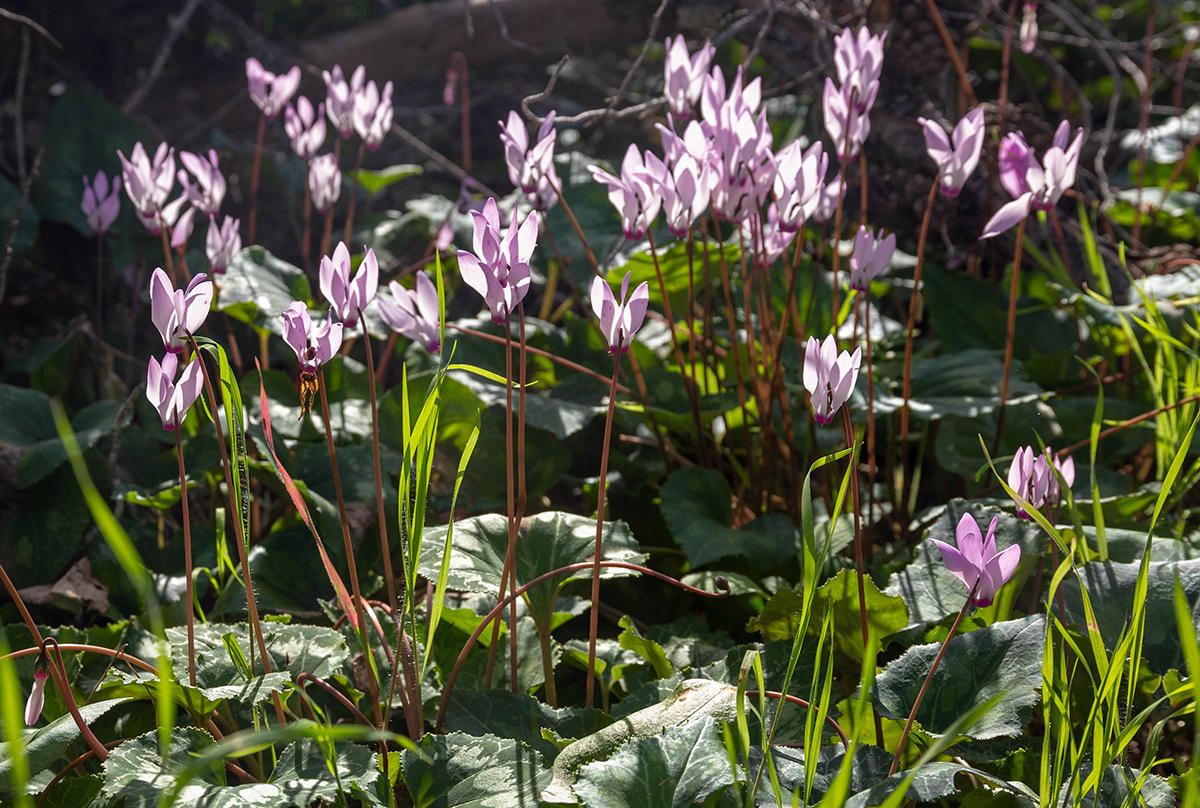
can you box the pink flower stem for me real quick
[900,178,940,517]
[998,0,1017,125]
[187,337,276,716]
[318,368,384,729]
[715,223,755,501]
[586,352,622,708]
[95,236,104,336]
[320,207,335,264]
[41,639,108,761]
[248,115,265,245]
[993,216,1028,453]
[453,52,472,172]
[175,430,196,686]
[888,580,979,775]
[516,305,529,692]
[344,142,366,246]
[841,405,881,745]
[484,315,519,691]
[830,162,848,335]
[159,227,175,284]
[864,292,877,532]
[302,167,312,274]
[358,314,398,616]
[647,229,706,462]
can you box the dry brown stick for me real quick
[123,0,206,114]
[923,0,978,106]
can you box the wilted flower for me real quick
[919,108,985,197]
[848,226,896,291]
[25,653,48,726]
[1020,2,1038,53]
[803,335,861,425]
[323,64,366,138]
[118,142,175,232]
[823,78,875,163]
[663,35,715,119]
[591,272,649,354]
[309,153,341,214]
[282,301,344,415]
[457,198,539,323]
[772,140,827,231]
[150,268,213,353]
[932,513,1021,608]
[178,150,225,217]
[832,28,886,113]
[206,216,242,274]
[82,171,121,236]
[146,352,204,431]
[1007,445,1051,518]
[378,273,441,353]
[245,58,301,120]
[589,145,663,239]
[319,242,379,330]
[285,97,327,160]
[499,110,560,212]
[354,80,394,149]
[982,121,1083,239]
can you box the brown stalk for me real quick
[841,407,880,745]
[248,115,265,245]
[344,142,366,245]
[586,352,622,707]
[175,431,196,686]
[992,217,1029,453]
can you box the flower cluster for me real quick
[982,120,1083,239]
[1007,445,1075,518]
[457,198,539,324]
[145,269,210,431]
[823,28,885,163]
[499,110,560,212]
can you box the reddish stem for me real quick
[176,431,196,686]
[587,352,622,707]
[248,115,265,245]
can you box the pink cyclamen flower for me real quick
[823,78,876,163]
[319,242,379,330]
[150,268,213,353]
[25,660,48,726]
[773,140,828,231]
[591,272,649,354]
[167,202,196,250]
[285,97,327,160]
[146,352,204,431]
[647,148,710,238]
[932,513,1021,608]
[1020,2,1038,53]
[849,226,896,291]
[457,197,539,324]
[919,108,985,197]
[499,110,560,208]
[179,150,225,217]
[378,273,441,353]
[803,335,861,425]
[981,121,1083,239]
[833,28,887,113]
[82,171,121,235]
[323,64,366,138]
[207,216,242,274]
[354,80,394,149]
[755,202,798,268]
[664,35,715,119]
[309,154,341,214]
[245,58,301,120]
[282,301,344,374]
[1047,453,1075,506]
[589,145,663,240]
[1007,445,1051,518]
[118,141,175,232]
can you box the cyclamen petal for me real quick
[590,273,649,353]
[933,512,1020,607]
[803,335,860,424]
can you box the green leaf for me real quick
[442,689,612,763]
[0,385,123,490]
[35,774,103,808]
[102,727,380,808]
[885,502,1044,627]
[1058,764,1176,808]
[217,246,312,336]
[32,85,152,234]
[402,732,551,808]
[749,570,908,664]
[1060,559,1200,674]
[871,350,1045,422]
[356,163,423,195]
[605,241,735,311]
[418,511,645,631]
[844,761,1038,807]
[0,698,132,791]
[660,466,799,568]
[747,744,892,807]
[618,616,673,678]
[874,615,1046,739]
[571,718,737,808]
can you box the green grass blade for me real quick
[0,630,32,808]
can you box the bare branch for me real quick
[0,7,62,49]
[123,0,207,114]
